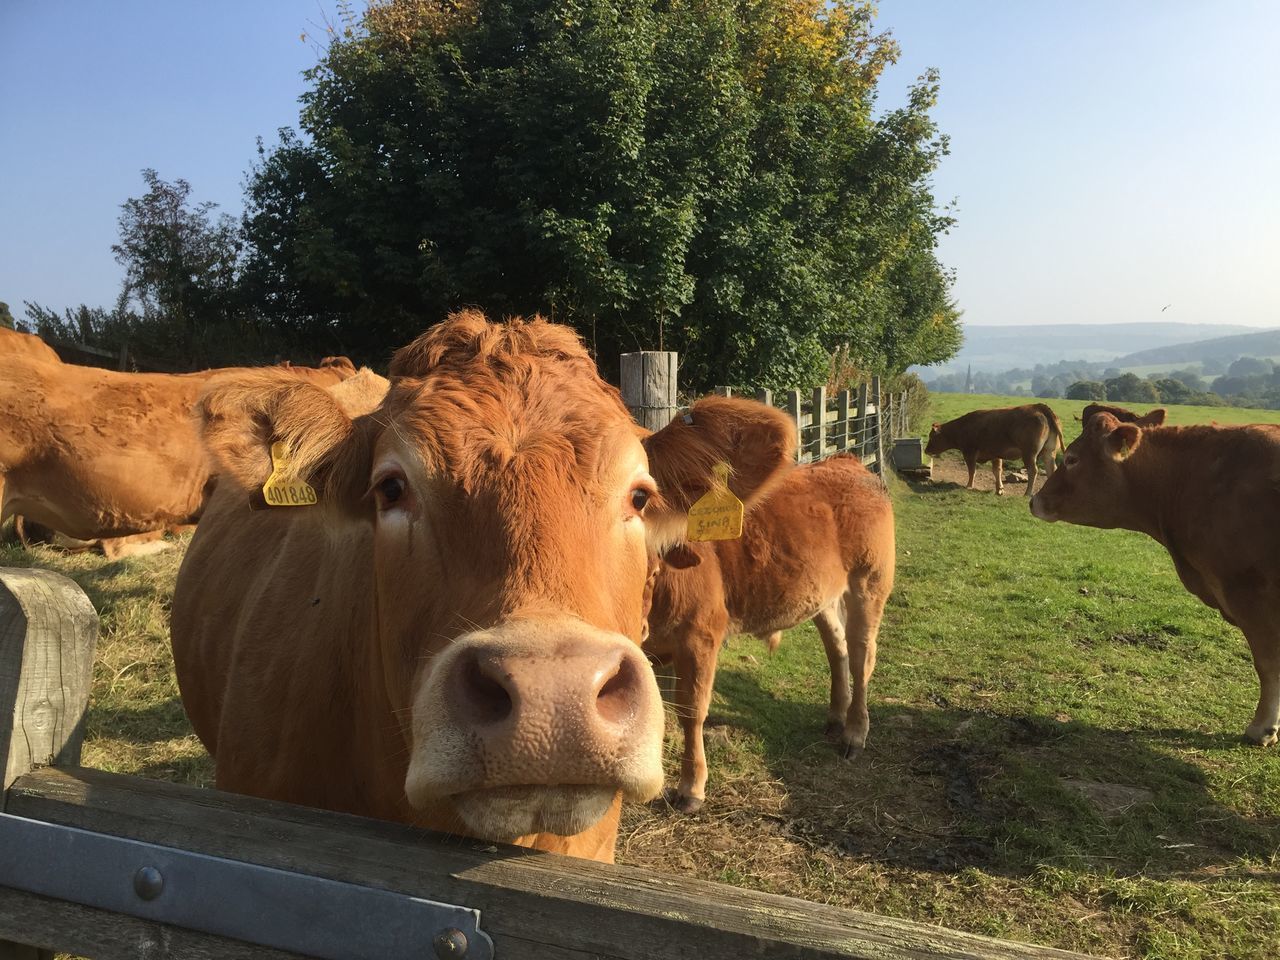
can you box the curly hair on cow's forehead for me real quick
[389,310,596,380]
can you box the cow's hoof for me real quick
[663,788,704,814]
[823,719,844,740]
[839,741,864,761]
[995,489,1005,497]
[1244,726,1278,747]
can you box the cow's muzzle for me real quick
[404,618,665,840]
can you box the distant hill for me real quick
[923,322,1261,374]
[1111,328,1280,368]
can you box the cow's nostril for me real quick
[595,653,639,724]
[461,655,514,725]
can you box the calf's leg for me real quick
[813,600,850,738]
[841,576,888,758]
[670,628,724,812]
[991,457,1004,495]
[964,454,977,489]
[1024,453,1038,496]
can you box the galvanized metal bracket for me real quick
[0,812,495,960]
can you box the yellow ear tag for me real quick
[686,462,744,541]
[261,442,318,508]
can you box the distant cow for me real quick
[0,326,60,365]
[170,312,797,862]
[0,356,358,553]
[1031,408,1279,747]
[643,454,895,811]
[925,403,1065,495]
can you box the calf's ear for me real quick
[198,370,375,513]
[641,395,795,549]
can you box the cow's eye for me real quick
[630,488,651,513]
[376,475,406,508]
[1064,454,1079,468]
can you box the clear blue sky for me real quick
[2,1,1277,329]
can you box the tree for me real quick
[1104,372,1158,403]
[1152,377,1191,404]
[1066,380,1106,401]
[1167,368,1205,392]
[1227,356,1272,378]
[241,0,960,386]
[114,169,249,368]
[0,301,13,329]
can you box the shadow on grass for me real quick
[692,666,1278,879]
[87,696,192,746]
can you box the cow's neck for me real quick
[1118,427,1209,545]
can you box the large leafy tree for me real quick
[242,0,960,386]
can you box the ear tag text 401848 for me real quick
[262,442,318,508]
[686,462,744,541]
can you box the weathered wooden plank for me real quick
[835,390,851,453]
[872,377,886,481]
[0,568,97,960]
[1,569,98,791]
[810,387,827,462]
[5,767,1096,960]
[712,386,732,397]
[754,388,773,407]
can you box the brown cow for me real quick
[0,326,61,365]
[925,403,1065,495]
[1031,409,1279,747]
[1081,403,1165,426]
[643,454,895,811]
[170,312,796,862]
[0,355,357,551]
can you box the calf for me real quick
[1031,409,1279,747]
[171,312,797,862]
[643,454,895,811]
[925,403,1064,495]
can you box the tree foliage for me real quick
[241,0,960,386]
[1066,380,1106,401]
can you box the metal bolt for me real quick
[133,866,164,901]
[433,928,469,958]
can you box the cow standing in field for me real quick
[643,454,895,812]
[1031,407,1280,747]
[925,403,1065,495]
[170,312,796,863]
[0,354,358,555]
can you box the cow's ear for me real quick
[662,543,703,569]
[641,395,795,549]
[1138,408,1167,428]
[931,422,941,431]
[1102,421,1142,461]
[199,371,375,513]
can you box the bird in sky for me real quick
[1161,304,1172,312]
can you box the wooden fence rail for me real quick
[0,574,1089,960]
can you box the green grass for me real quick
[4,399,1279,957]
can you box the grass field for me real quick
[4,391,1278,959]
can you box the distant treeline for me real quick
[929,356,1280,409]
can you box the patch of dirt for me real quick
[926,455,1053,495]
[1061,779,1155,819]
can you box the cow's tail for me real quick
[1037,403,1065,458]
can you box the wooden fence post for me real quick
[754,388,772,407]
[712,386,733,397]
[620,352,678,430]
[1,568,98,960]
[785,390,803,462]
[835,390,850,453]
[855,383,868,459]
[810,387,827,461]
[872,377,885,482]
